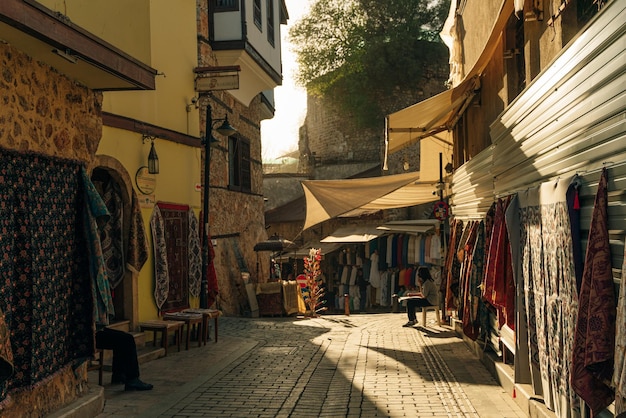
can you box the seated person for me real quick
[96,327,153,391]
[402,267,438,327]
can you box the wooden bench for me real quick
[162,312,203,350]
[183,308,223,344]
[138,320,185,356]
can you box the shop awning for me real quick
[384,75,479,159]
[302,172,439,230]
[320,226,385,243]
[290,241,343,258]
[377,219,440,234]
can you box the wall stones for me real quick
[0,42,101,163]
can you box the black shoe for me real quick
[125,378,153,391]
[111,373,126,385]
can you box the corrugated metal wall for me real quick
[448,145,494,220]
[449,0,626,273]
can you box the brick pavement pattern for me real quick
[93,313,525,418]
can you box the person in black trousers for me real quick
[95,327,153,391]
[402,267,438,327]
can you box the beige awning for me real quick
[290,241,343,258]
[384,76,479,159]
[302,172,439,230]
[377,219,440,235]
[320,226,385,243]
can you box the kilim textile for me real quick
[443,219,463,311]
[517,176,580,418]
[126,190,149,274]
[100,180,125,289]
[199,211,219,308]
[150,205,169,310]
[151,202,190,313]
[187,209,201,298]
[0,150,92,403]
[81,167,115,326]
[613,238,626,414]
[613,238,626,415]
[572,168,615,414]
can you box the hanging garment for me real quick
[517,176,581,418]
[444,219,463,311]
[100,180,125,289]
[613,238,626,414]
[463,221,484,341]
[572,168,615,415]
[483,196,515,329]
[150,206,169,310]
[81,168,115,325]
[126,190,149,274]
[369,251,381,289]
[187,209,202,298]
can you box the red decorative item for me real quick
[433,201,449,220]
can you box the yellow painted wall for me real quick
[43,0,200,136]
[98,127,203,321]
[101,0,200,136]
[38,0,152,64]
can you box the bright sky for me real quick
[260,0,312,162]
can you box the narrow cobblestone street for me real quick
[92,313,525,418]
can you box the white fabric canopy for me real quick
[302,172,439,230]
[384,75,479,159]
[320,226,385,243]
[377,219,440,234]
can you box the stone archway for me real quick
[89,155,140,330]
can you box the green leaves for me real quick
[290,0,451,128]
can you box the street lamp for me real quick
[200,104,237,308]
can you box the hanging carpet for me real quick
[150,202,190,313]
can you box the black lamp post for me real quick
[200,104,236,309]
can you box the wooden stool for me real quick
[87,348,105,385]
[422,305,442,327]
[183,308,223,344]
[139,320,184,356]
[163,312,203,350]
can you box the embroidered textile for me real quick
[99,180,125,289]
[613,238,626,414]
[518,177,581,418]
[150,206,169,310]
[187,209,201,298]
[0,152,92,401]
[572,168,615,414]
[444,219,463,311]
[463,221,485,341]
[81,168,115,325]
[150,203,190,313]
[126,190,149,274]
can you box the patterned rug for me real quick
[151,202,190,313]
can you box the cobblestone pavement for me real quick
[93,312,526,418]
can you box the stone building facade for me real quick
[0,40,101,418]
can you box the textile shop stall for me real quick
[317,221,445,313]
[252,235,304,317]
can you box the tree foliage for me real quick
[290,0,450,127]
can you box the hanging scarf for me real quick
[571,168,615,414]
[150,205,169,310]
[80,168,115,325]
[187,209,201,298]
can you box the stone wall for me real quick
[299,63,449,177]
[0,43,102,160]
[0,41,99,417]
[197,34,269,314]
